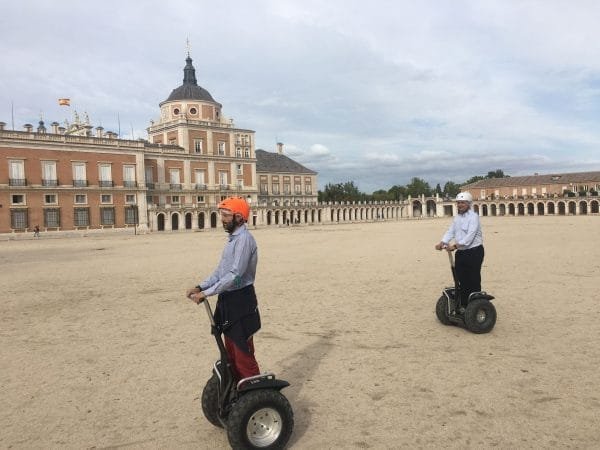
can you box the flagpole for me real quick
[11,100,14,130]
[117,113,121,137]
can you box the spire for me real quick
[183,54,198,86]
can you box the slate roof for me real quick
[255,149,317,175]
[161,55,219,105]
[463,171,600,188]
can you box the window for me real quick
[218,141,226,156]
[123,165,136,187]
[305,184,312,194]
[42,161,57,186]
[196,195,205,203]
[236,164,242,175]
[75,194,87,204]
[283,184,291,194]
[219,172,228,188]
[44,194,57,205]
[11,194,25,205]
[260,183,268,194]
[74,208,90,226]
[173,107,180,115]
[272,183,280,195]
[101,194,112,204]
[169,169,181,189]
[171,195,180,204]
[145,167,154,189]
[9,160,26,186]
[125,194,136,204]
[295,184,302,194]
[100,207,115,225]
[195,170,206,189]
[236,147,242,158]
[99,164,113,187]
[73,162,87,186]
[125,206,138,224]
[237,180,243,189]
[189,107,197,115]
[11,209,28,229]
[44,208,60,227]
[244,148,250,158]
[194,139,203,154]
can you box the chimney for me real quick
[24,123,33,132]
[51,121,59,134]
[277,142,284,154]
[37,120,47,133]
[96,126,104,138]
[58,126,66,135]
[0,121,5,131]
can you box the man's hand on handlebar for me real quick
[435,242,458,251]
[186,287,206,305]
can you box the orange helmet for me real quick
[218,197,250,221]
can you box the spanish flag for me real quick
[58,98,71,106]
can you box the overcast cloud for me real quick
[2,0,600,192]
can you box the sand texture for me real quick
[1,216,599,449]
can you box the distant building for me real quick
[462,171,600,200]
[256,143,318,207]
[0,53,319,233]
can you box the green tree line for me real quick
[318,169,509,202]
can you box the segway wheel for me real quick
[227,389,294,450]
[201,374,224,428]
[435,295,452,325]
[464,299,496,334]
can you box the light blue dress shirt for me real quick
[441,208,483,250]
[199,224,258,296]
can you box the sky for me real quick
[2,0,600,192]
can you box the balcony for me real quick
[9,178,27,186]
[73,180,88,187]
[170,183,182,190]
[42,179,58,187]
[123,181,137,188]
[99,180,114,188]
[195,183,207,190]
[146,182,155,189]
[219,184,230,190]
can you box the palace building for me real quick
[0,54,319,234]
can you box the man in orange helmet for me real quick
[187,197,261,380]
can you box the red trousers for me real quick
[224,336,260,380]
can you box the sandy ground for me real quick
[1,216,599,449]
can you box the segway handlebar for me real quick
[199,297,216,327]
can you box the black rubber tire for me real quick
[227,389,294,450]
[201,374,224,428]
[464,299,496,334]
[436,295,452,325]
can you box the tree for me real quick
[443,181,461,197]
[388,185,407,201]
[405,177,432,197]
[486,169,508,179]
[318,181,365,202]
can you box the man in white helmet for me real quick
[435,191,484,308]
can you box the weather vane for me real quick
[186,37,191,56]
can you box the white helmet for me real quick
[456,192,473,202]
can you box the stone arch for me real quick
[157,213,165,231]
[171,212,180,230]
[591,200,599,214]
[185,212,192,229]
[211,211,218,228]
[579,201,588,215]
[547,202,555,214]
[568,201,576,215]
[481,204,488,216]
[527,203,534,215]
[558,201,566,215]
[508,203,516,215]
[537,202,544,215]
[498,203,506,216]
[518,203,525,216]
[412,200,422,217]
[490,204,497,216]
[198,211,205,229]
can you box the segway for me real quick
[197,297,294,449]
[435,247,497,334]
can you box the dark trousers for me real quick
[455,245,484,306]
